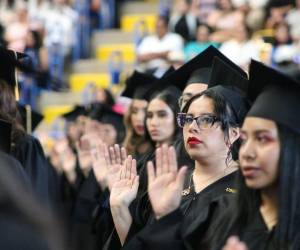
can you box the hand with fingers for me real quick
[147,144,187,219]
[76,136,93,176]
[222,236,248,250]
[110,155,139,208]
[107,144,128,191]
[109,155,139,245]
[61,147,77,183]
[91,143,127,191]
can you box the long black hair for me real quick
[204,123,300,250]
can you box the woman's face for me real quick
[239,117,280,190]
[94,88,107,103]
[275,24,290,44]
[130,99,148,136]
[196,26,210,43]
[183,96,229,161]
[99,123,118,146]
[146,98,175,145]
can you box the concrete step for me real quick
[121,1,158,15]
[91,29,135,55]
[39,91,82,107]
[71,59,134,73]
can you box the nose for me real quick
[149,115,159,127]
[187,119,199,133]
[239,139,256,162]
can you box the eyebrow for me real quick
[187,112,215,117]
[240,129,272,134]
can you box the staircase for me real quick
[39,0,160,123]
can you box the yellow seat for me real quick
[43,105,73,123]
[69,73,110,92]
[96,44,135,63]
[253,29,275,39]
[121,14,157,33]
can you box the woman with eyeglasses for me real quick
[107,57,250,250]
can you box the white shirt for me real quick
[220,39,260,67]
[137,32,184,70]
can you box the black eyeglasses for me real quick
[177,113,220,129]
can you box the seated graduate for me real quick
[205,60,300,250]
[122,70,158,161]
[104,53,250,250]
[0,46,52,205]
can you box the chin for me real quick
[245,180,267,190]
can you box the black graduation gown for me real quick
[0,210,49,250]
[238,212,278,250]
[104,171,238,250]
[11,134,51,204]
[0,152,57,250]
[0,151,30,188]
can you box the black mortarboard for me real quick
[121,70,158,99]
[186,68,212,85]
[62,105,87,122]
[247,60,300,134]
[0,46,27,100]
[207,56,250,123]
[0,119,12,153]
[154,45,247,92]
[134,67,176,101]
[17,104,44,133]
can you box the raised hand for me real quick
[61,147,77,173]
[222,236,248,250]
[147,144,187,219]
[109,155,139,245]
[76,134,94,176]
[107,144,127,191]
[110,155,139,208]
[91,143,127,191]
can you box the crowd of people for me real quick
[1,0,300,250]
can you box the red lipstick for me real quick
[187,137,202,145]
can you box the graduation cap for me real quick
[247,60,300,134]
[0,46,27,100]
[207,56,250,123]
[17,104,44,134]
[186,68,212,85]
[121,70,158,99]
[0,119,12,153]
[62,105,87,122]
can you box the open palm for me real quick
[110,156,139,208]
[148,145,187,219]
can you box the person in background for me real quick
[136,16,184,76]
[184,24,219,61]
[169,0,199,42]
[220,22,260,69]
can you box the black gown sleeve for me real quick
[11,135,51,205]
[73,171,102,223]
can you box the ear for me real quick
[228,127,240,146]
